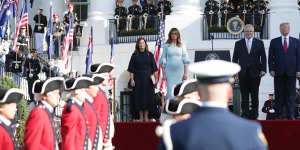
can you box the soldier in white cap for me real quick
[158,60,268,150]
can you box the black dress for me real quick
[128,51,158,111]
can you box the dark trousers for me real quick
[274,75,296,119]
[239,76,261,119]
[27,78,37,102]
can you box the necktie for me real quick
[283,37,288,53]
[247,40,251,54]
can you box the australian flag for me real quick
[46,5,54,59]
[85,26,93,74]
[140,0,147,7]
[0,0,18,38]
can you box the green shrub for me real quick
[0,77,29,147]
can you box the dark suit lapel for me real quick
[287,37,292,53]
[249,38,256,55]
[242,39,250,55]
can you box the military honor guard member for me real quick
[23,77,64,150]
[158,60,268,150]
[142,0,157,29]
[42,59,62,78]
[17,26,30,55]
[167,79,201,121]
[53,14,64,59]
[128,0,142,30]
[5,49,24,73]
[63,4,79,28]
[262,93,276,120]
[63,3,79,51]
[61,77,94,150]
[24,49,41,102]
[0,88,24,150]
[33,9,47,53]
[114,0,127,32]
[82,74,105,150]
[90,63,115,150]
[173,79,199,101]
[157,0,172,16]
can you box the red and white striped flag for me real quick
[62,14,74,70]
[154,13,167,95]
[12,0,28,50]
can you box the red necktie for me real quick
[283,37,288,53]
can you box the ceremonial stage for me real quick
[112,121,300,150]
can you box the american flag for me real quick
[62,14,74,69]
[85,26,93,74]
[154,12,167,94]
[12,0,28,50]
[109,36,115,87]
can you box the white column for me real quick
[80,0,115,47]
[165,0,202,49]
[269,0,300,38]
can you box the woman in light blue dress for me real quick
[160,28,190,99]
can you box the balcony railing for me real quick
[109,17,160,44]
[202,14,270,40]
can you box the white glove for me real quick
[269,109,275,113]
[29,73,33,78]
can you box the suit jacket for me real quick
[158,107,267,150]
[268,36,300,76]
[24,105,56,150]
[61,100,89,150]
[232,38,267,78]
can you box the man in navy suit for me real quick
[268,22,300,120]
[158,60,268,150]
[232,24,267,120]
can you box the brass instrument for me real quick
[217,3,222,28]
[143,13,148,30]
[259,9,265,27]
[127,14,133,31]
[115,15,120,32]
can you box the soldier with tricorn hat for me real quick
[0,88,24,150]
[23,77,65,150]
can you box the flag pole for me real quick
[49,2,53,77]
[110,35,116,120]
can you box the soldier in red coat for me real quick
[61,77,94,150]
[24,77,65,150]
[0,88,24,150]
[82,74,105,150]
[90,63,115,150]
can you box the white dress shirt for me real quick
[281,35,290,48]
[245,37,253,53]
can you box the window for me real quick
[70,0,90,21]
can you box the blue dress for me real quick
[160,44,190,99]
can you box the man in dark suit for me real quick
[232,24,267,120]
[158,60,268,150]
[268,22,300,120]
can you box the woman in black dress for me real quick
[128,37,158,122]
